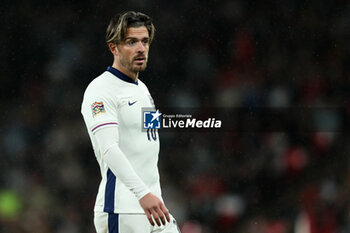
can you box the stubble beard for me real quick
[131,61,147,73]
[120,56,148,74]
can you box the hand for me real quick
[139,192,171,226]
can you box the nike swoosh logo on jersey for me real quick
[128,101,137,106]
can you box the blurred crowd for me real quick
[0,0,349,232]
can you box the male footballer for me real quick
[81,11,180,233]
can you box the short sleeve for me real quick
[81,89,119,134]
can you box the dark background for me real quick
[0,0,349,232]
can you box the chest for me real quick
[115,86,156,129]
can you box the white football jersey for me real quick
[81,66,162,213]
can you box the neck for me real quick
[112,62,138,81]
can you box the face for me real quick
[112,26,150,77]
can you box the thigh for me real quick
[94,212,108,233]
[94,212,180,233]
[94,212,120,233]
[119,214,151,233]
[152,215,181,233]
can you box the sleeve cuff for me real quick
[136,188,151,200]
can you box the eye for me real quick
[127,39,137,46]
[142,38,149,45]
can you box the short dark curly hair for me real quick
[106,11,155,45]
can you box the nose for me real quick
[137,41,146,53]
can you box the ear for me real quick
[108,43,118,56]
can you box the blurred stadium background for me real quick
[0,0,349,232]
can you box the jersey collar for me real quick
[107,66,138,85]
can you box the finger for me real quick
[156,208,166,225]
[160,204,171,223]
[151,209,161,226]
[146,210,155,226]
